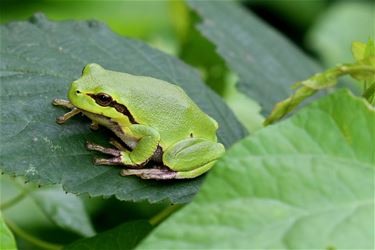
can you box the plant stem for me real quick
[4,218,63,250]
[149,204,183,226]
[0,192,28,210]
[363,81,375,100]
[265,63,375,125]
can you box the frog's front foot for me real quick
[86,141,121,156]
[52,99,81,124]
[52,99,74,108]
[86,141,144,169]
[86,141,123,166]
[89,121,100,130]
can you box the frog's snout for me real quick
[68,82,82,101]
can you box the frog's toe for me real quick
[93,157,122,165]
[109,138,128,151]
[89,122,99,130]
[52,98,74,108]
[86,141,121,157]
[55,108,81,124]
[121,167,177,180]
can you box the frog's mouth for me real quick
[81,109,118,128]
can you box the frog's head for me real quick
[68,63,127,122]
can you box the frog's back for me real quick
[105,72,218,145]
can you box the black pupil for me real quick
[95,93,112,106]
[99,94,110,102]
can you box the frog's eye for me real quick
[95,93,112,106]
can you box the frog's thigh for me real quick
[163,138,225,177]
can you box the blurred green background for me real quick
[1,0,373,64]
[1,0,374,249]
[1,0,374,132]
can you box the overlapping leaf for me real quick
[0,14,246,203]
[1,175,95,238]
[31,187,95,237]
[139,90,375,249]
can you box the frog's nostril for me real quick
[76,90,81,94]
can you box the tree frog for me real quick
[53,64,225,180]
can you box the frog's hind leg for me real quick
[120,162,216,180]
[121,167,177,180]
[121,138,225,180]
[175,161,216,179]
[163,138,225,179]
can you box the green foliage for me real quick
[0,13,246,204]
[139,90,375,249]
[187,0,320,114]
[0,212,17,250]
[1,2,373,249]
[0,1,177,42]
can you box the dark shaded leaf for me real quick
[65,220,152,250]
[188,0,321,114]
[0,14,246,203]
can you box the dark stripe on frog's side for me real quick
[110,101,138,124]
[87,93,138,124]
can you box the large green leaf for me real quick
[65,220,152,250]
[138,89,375,249]
[0,14,246,204]
[187,0,321,114]
[0,212,17,250]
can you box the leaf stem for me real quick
[4,218,63,250]
[0,192,28,210]
[363,81,375,100]
[265,63,375,125]
[149,204,183,226]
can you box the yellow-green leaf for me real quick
[139,90,375,249]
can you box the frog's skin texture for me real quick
[53,64,225,180]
